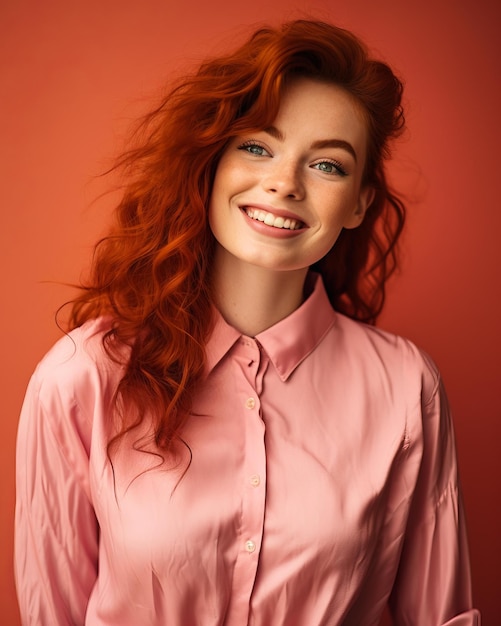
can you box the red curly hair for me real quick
[69,20,406,450]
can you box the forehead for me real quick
[273,77,368,145]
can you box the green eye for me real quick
[313,160,347,176]
[317,162,334,173]
[247,145,265,155]
[237,141,270,157]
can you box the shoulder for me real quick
[28,318,126,428]
[332,313,440,406]
[34,317,119,378]
[16,319,128,487]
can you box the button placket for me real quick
[225,336,267,622]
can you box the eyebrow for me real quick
[264,126,358,162]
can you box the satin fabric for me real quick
[15,275,480,625]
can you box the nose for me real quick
[262,159,304,200]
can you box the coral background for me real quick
[2,0,500,622]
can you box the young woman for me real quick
[15,20,480,625]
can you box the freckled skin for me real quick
[209,78,374,276]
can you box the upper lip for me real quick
[239,203,308,226]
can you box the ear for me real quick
[343,186,375,229]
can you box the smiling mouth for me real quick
[243,207,304,230]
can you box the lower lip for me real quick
[240,209,307,239]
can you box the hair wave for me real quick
[69,20,406,449]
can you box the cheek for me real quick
[207,185,232,247]
[208,167,227,218]
[318,227,344,258]
[207,198,220,239]
[310,209,352,260]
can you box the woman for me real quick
[15,20,480,625]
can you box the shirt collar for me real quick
[205,273,337,381]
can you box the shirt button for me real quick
[245,397,256,409]
[245,540,256,553]
[250,474,260,487]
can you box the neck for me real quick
[211,252,308,337]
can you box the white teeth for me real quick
[244,208,302,230]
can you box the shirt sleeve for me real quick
[15,368,99,625]
[388,367,481,624]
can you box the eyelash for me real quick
[312,159,347,177]
[237,140,269,156]
[237,140,348,177]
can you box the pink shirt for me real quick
[15,275,480,625]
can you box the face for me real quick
[208,78,374,277]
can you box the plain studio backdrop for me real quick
[1,0,499,623]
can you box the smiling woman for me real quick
[14,19,480,625]
[209,79,374,334]
[209,78,374,335]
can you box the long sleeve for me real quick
[15,368,99,625]
[13,298,480,625]
[388,371,480,625]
